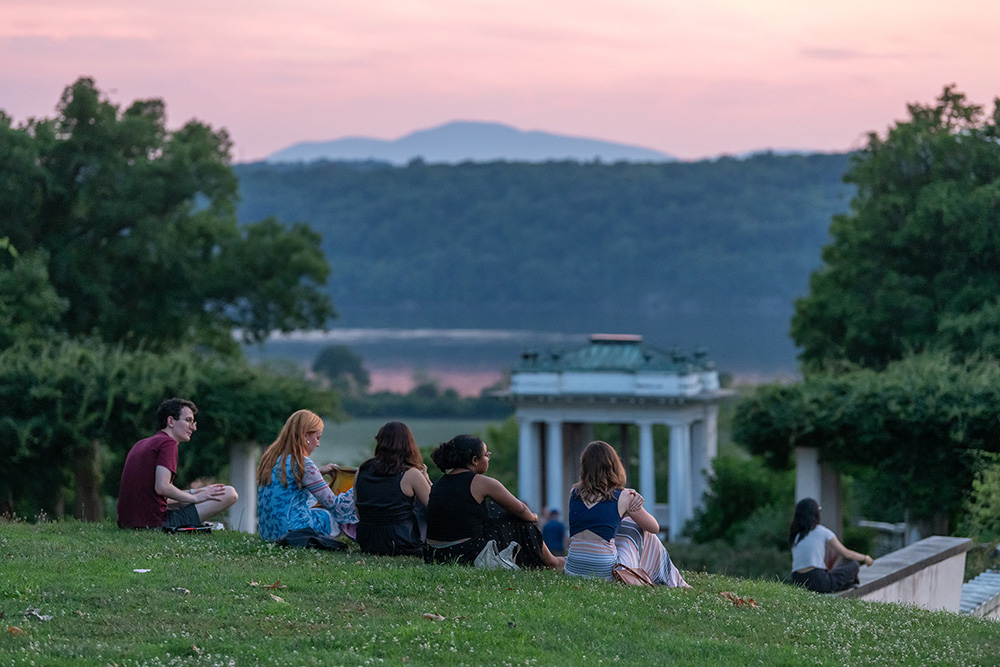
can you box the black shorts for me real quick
[162,503,201,530]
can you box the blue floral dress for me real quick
[257,455,357,541]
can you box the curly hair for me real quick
[574,441,627,504]
[366,421,423,476]
[255,409,324,488]
[430,434,484,472]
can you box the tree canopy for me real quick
[732,353,1000,527]
[0,78,334,353]
[791,86,1000,370]
[234,151,852,322]
[0,337,340,519]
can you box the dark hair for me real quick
[788,497,821,548]
[574,441,627,504]
[430,434,485,472]
[157,398,197,429]
[367,421,423,476]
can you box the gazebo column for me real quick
[518,418,540,512]
[669,421,692,540]
[545,420,564,513]
[637,421,656,505]
[690,410,717,515]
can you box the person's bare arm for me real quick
[472,475,537,523]
[828,535,874,566]
[619,489,659,533]
[401,466,432,506]
[154,466,225,504]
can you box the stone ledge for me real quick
[838,535,973,599]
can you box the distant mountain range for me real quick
[266,121,676,164]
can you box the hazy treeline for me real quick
[234,153,853,323]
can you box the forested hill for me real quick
[233,153,854,331]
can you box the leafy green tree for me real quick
[312,344,370,394]
[0,78,334,353]
[963,455,1000,542]
[733,353,1000,529]
[0,239,67,347]
[0,338,339,520]
[791,86,1000,370]
[683,455,793,545]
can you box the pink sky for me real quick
[2,0,998,162]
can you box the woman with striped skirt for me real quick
[564,441,689,587]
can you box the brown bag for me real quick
[611,563,655,586]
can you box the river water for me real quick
[244,306,801,394]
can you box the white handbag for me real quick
[473,539,520,570]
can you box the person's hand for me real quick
[191,485,226,503]
[627,490,644,513]
[863,554,874,567]
[318,463,336,476]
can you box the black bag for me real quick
[277,528,347,551]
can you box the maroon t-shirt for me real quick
[116,431,179,528]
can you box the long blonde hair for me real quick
[573,441,627,504]
[256,409,324,488]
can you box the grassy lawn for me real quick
[3,521,999,666]
[313,418,504,468]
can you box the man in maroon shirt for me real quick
[117,398,238,529]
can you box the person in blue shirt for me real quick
[542,509,567,556]
[564,440,688,586]
[256,409,357,541]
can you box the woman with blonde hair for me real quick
[256,409,357,541]
[565,441,688,586]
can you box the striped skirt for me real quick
[565,518,689,587]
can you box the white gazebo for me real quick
[498,334,733,538]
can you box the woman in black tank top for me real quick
[424,434,564,570]
[354,422,432,556]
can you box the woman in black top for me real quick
[354,422,432,556]
[424,434,564,570]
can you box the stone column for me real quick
[545,420,564,513]
[518,418,539,512]
[669,421,692,541]
[638,421,656,504]
[690,407,718,516]
[228,441,260,533]
[795,446,842,539]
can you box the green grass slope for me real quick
[2,520,997,666]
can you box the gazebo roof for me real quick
[515,334,715,374]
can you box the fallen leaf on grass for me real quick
[719,591,759,608]
[248,580,259,587]
[263,580,287,590]
[6,626,25,636]
[269,593,286,604]
[191,645,201,655]
[171,587,190,595]
[422,612,445,621]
